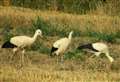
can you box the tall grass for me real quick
[0,7,120,35]
[32,16,81,37]
[32,16,118,43]
[0,15,13,41]
[10,0,102,14]
[9,0,120,16]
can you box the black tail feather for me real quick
[50,47,58,57]
[2,41,17,48]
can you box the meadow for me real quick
[0,6,120,82]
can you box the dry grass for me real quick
[0,6,120,34]
[0,6,120,82]
[0,65,120,82]
[0,37,120,82]
[0,51,120,82]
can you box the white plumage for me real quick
[53,38,70,55]
[50,31,73,62]
[2,29,43,64]
[78,42,114,62]
[92,43,108,52]
[11,29,42,48]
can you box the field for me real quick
[0,6,120,82]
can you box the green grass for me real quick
[86,31,116,43]
[32,16,81,37]
[30,41,50,54]
[31,16,117,43]
[64,49,85,60]
[2,18,116,44]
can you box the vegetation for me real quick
[0,0,120,16]
[4,0,119,16]
[0,3,120,82]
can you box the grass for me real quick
[0,6,120,82]
[0,52,120,82]
[0,6,120,33]
[1,65,120,82]
[0,6,120,42]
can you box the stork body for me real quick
[77,42,114,62]
[2,29,42,64]
[50,31,73,63]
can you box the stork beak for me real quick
[40,35,43,39]
[40,35,47,40]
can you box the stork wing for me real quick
[10,36,32,47]
[53,38,67,48]
[92,43,107,51]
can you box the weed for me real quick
[115,30,120,38]
[32,17,50,35]
[30,41,50,54]
[85,26,116,42]
[2,24,13,41]
[64,49,85,61]
[32,16,81,37]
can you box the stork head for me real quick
[36,29,43,37]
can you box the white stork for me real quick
[1,29,43,64]
[50,31,73,63]
[77,42,114,62]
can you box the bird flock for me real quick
[1,29,114,65]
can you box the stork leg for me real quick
[94,52,101,57]
[9,48,18,61]
[21,49,25,66]
[56,55,62,64]
[56,55,60,64]
[60,54,66,70]
[60,55,64,64]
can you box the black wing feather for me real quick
[2,41,17,48]
[77,43,99,52]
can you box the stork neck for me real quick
[33,32,38,42]
[68,32,72,40]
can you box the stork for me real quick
[1,29,43,64]
[77,42,114,62]
[50,31,73,63]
